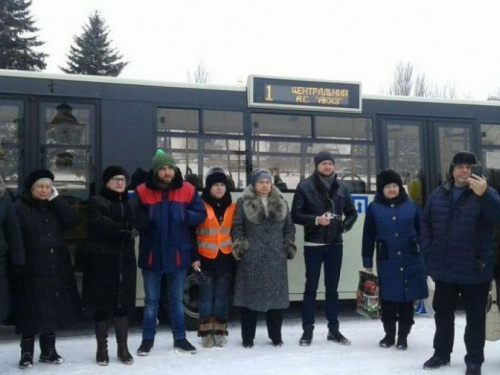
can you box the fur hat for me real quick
[205,167,229,190]
[448,151,477,177]
[102,166,129,185]
[314,151,335,169]
[152,149,176,174]
[376,169,403,194]
[250,168,272,186]
[25,169,54,192]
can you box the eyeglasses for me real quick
[111,177,127,183]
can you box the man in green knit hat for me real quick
[135,149,206,355]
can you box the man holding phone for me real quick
[422,151,500,375]
[291,151,358,346]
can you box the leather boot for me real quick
[114,317,133,365]
[95,320,110,366]
[39,333,64,364]
[379,321,396,348]
[19,335,34,369]
[396,322,412,350]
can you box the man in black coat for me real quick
[421,151,500,375]
[291,151,358,346]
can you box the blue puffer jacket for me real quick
[422,181,500,285]
[362,192,427,302]
[136,169,206,272]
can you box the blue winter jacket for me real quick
[362,191,428,302]
[136,169,206,272]
[422,180,500,285]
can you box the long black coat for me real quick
[0,182,24,321]
[83,188,138,312]
[13,194,81,335]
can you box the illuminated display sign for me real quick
[248,75,362,112]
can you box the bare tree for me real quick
[386,61,458,99]
[187,60,211,83]
[488,89,500,101]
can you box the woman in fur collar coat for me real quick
[231,168,296,348]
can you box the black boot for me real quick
[300,324,314,346]
[19,335,34,369]
[39,333,64,364]
[266,310,283,347]
[95,320,109,366]
[379,321,396,348]
[241,309,257,348]
[114,317,133,365]
[396,323,412,350]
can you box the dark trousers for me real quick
[240,308,283,342]
[94,308,128,323]
[301,244,343,330]
[432,280,489,365]
[380,300,414,325]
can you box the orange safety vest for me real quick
[196,202,236,259]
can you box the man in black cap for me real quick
[291,151,358,346]
[422,151,500,375]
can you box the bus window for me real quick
[316,116,373,140]
[251,113,311,137]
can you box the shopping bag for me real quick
[356,270,380,319]
[414,276,435,316]
[486,279,500,342]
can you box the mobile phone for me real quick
[473,164,483,177]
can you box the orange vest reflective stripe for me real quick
[196,202,236,259]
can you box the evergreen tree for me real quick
[60,11,128,76]
[0,0,47,70]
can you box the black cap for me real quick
[376,169,403,194]
[314,151,335,169]
[25,169,54,192]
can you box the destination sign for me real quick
[248,76,362,112]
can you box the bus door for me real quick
[380,117,475,208]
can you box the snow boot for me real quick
[95,320,109,366]
[173,338,197,354]
[379,321,396,348]
[114,317,133,365]
[39,333,64,364]
[19,336,34,369]
[213,317,228,347]
[327,329,351,346]
[396,322,412,351]
[198,317,215,348]
[300,324,314,346]
[137,338,154,356]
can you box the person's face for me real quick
[106,175,127,193]
[32,181,52,200]
[317,160,335,177]
[452,164,472,187]
[383,183,400,199]
[255,178,271,195]
[156,166,176,184]
[210,183,227,199]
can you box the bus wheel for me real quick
[183,271,199,331]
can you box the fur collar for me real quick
[241,185,287,224]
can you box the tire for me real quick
[183,271,199,331]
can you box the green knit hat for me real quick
[152,149,176,174]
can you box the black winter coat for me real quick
[13,194,81,335]
[0,182,24,321]
[83,188,138,312]
[291,172,358,244]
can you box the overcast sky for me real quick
[29,0,500,100]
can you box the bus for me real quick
[2,70,500,328]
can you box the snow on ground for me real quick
[1,312,499,375]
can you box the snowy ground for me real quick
[1,312,499,375]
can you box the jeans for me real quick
[432,280,490,365]
[141,267,187,340]
[301,244,343,331]
[198,262,232,319]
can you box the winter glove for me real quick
[284,239,297,260]
[49,186,59,201]
[8,265,26,281]
[232,238,249,260]
[128,228,139,240]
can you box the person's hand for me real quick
[468,174,487,196]
[49,186,59,201]
[317,213,331,226]
[128,228,139,239]
[191,261,201,272]
[365,267,373,274]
